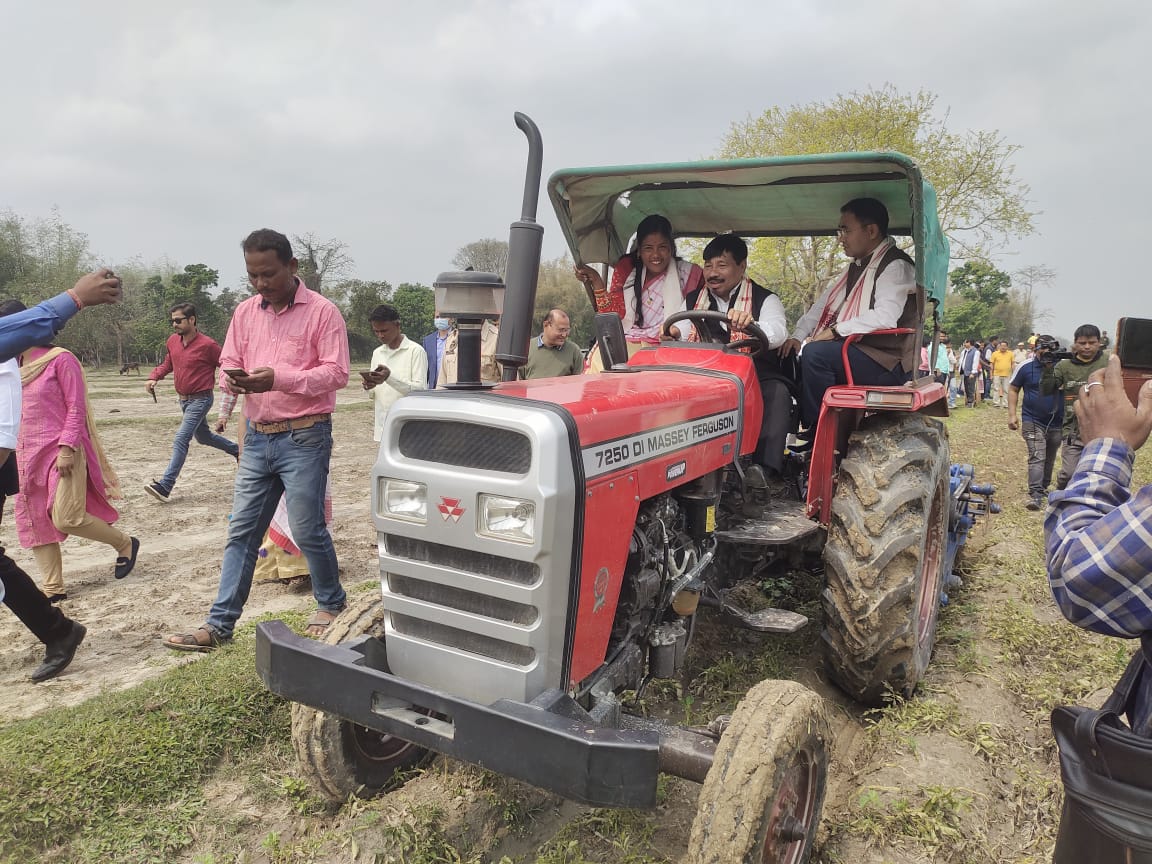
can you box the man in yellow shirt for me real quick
[990,340,1015,407]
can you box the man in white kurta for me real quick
[362,304,428,442]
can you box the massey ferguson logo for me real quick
[437,497,465,522]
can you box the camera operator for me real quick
[1008,335,1064,510]
[1046,354,1152,692]
[1041,324,1109,489]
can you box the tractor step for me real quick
[722,602,808,633]
[714,500,821,546]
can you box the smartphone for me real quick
[1114,317,1152,406]
[359,370,373,380]
[223,368,247,378]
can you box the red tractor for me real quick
[256,114,993,863]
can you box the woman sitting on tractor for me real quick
[576,214,702,372]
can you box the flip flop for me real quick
[305,609,341,638]
[164,626,228,653]
[114,537,140,580]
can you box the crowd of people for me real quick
[924,325,1110,510]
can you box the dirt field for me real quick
[0,370,383,721]
[2,373,1125,862]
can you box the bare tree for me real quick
[293,233,353,295]
[1013,265,1055,328]
[452,238,509,277]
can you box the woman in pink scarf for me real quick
[15,332,138,602]
[576,214,703,372]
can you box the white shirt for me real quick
[792,253,916,340]
[678,283,789,349]
[369,335,427,442]
[0,358,21,450]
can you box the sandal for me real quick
[305,609,341,638]
[164,626,228,653]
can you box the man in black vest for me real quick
[667,235,793,483]
[781,198,918,429]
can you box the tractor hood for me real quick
[548,151,948,306]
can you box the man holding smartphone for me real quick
[164,230,350,651]
[362,304,426,443]
[144,303,239,502]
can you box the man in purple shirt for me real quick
[144,303,238,502]
[165,230,350,652]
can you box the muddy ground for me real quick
[2,373,1118,862]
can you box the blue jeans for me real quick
[157,394,239,493]
[799,340,908,428]
[205,420,344,638]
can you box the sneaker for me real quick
[1026,495,1043,511]
[144,482,170,503]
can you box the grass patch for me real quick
[0,612,309,863]
[535,808,671,864]
[846,785,977,858]
[985,598,1131,716]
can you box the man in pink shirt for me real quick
[165,229,350,651]
[144,303,239,502]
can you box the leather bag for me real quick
[1052,635,1152,862]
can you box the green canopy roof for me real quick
[547,151,948,305]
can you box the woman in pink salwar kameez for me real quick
[15,343,139,601]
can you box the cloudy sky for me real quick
[1,0,1146,340]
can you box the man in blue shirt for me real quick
[421,316,452,389]
[0,269,121,681]
[1008,336,1064,510]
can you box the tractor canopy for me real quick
[547,151,948,306]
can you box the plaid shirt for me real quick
[1046,438,1152,638]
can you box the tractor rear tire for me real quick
[290,591,432,802]
[821,412,950,706]
[687,679,830,864]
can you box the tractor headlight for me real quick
[478,494,536,544]
[380,479,427,523]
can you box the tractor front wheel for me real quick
[687,679,830,864]
[290,591,432,802]
[821,412,950,706]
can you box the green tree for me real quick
[719,85,1035,320]
[392,283,435,341]
[940,261,1012,340]
[169,264,225,341]
[339,279,393,360]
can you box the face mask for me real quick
[434,318,451,331]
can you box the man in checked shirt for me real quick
[1046,353,1152,729]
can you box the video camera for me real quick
[1034,336,1073,364]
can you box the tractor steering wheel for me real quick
[662,310,767,358]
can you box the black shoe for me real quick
[46,592,68,604]
[144,482,170,502]
[114,537,140,579]
[30,622,86,682]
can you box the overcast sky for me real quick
[1,0,1146,340]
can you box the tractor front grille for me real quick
[398,420,531,474]
[386,573,539,627]
[383,535,539,586]
[389,614,536,667]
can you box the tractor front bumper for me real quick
[255,621,661,808]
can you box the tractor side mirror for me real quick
[594,312,630,370]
